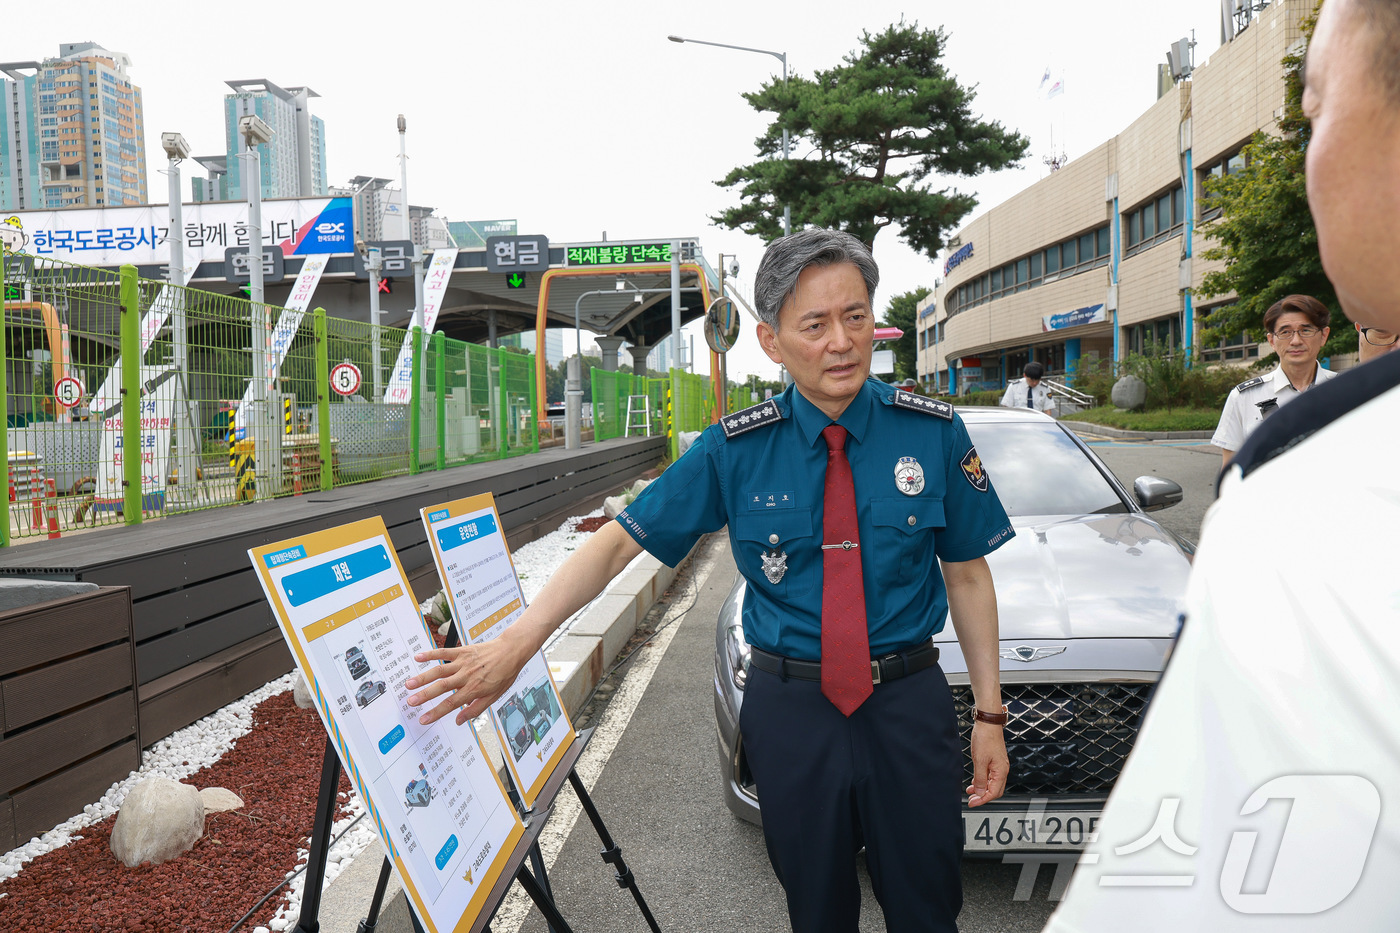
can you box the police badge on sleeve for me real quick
[960,447,990,492]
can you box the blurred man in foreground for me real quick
[1046,0,1400,928]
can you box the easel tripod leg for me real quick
[294,737,343,933]
[515,859,576,933]
[356,857,395,933]
[566,769,662,933]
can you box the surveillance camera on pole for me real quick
[161,132,191,161]
[238,114,274,147]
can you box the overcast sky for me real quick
[6,0,1233,381]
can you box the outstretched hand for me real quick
[405,634,527,727]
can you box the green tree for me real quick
[713,21,1029,256]
[879,287,930,380]
[1197,1,1354,357]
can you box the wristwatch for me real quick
[973,705,1009,726]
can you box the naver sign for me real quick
[944,241,974,276]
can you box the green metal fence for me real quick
[2,256,538,545]
[592,369,662,441]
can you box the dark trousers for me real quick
[740,663,964,933]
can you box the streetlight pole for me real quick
[239,114,275,493]
[669,35,790,235]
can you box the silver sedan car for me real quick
[713,406,1194,855]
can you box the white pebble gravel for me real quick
[0,672,296,883]
[2,509,615,926]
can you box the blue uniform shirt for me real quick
[617,379,1015,659]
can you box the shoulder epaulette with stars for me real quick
[720,400,783,438]
[1235,376,1266,393]
[892,390,954,420]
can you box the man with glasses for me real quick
[1357,322,1399,364]
[1210,294,1335,467]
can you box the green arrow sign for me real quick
[506,273,525,289]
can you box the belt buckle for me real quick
[871,653,900,685]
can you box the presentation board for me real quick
[421,493,576,807]
[248,517,525,933]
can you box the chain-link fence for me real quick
[592,369,665,441]
[3,258,539,545]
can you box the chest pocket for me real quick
[733,508,816,599]
[870,497,946,587]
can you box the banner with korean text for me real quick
[0,197,353,267]
[234,254,330,434]
[384,249,459,405]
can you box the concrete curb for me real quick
[1060,420,1216,441]
[315,536,703,933]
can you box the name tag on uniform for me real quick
[749,491,796,510]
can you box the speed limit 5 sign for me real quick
[54,375,85,409]
[330,362,363,397]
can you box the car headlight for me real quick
[724,620,751,691]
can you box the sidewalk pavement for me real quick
[313,538,703,933]
[1059,420,1215,441]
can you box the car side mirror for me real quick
[1133,475,1183,512]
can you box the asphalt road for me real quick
[504,436,1220,933]
[1081,436,1222,545]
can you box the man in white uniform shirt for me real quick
[998,361,1055,413]
[1044,0,1400,929]
[1211,294,1335,467]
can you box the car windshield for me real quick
[964,420,1128,517]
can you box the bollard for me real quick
[292,452,303,497]
[29,468,42,534]
[44,478,60,539]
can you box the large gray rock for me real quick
[1111,375,1148,411]
[110,777,205,867]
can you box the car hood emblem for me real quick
[1000,645,1068,663]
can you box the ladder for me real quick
[624,395,652,437]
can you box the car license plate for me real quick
[964,811,1100,851]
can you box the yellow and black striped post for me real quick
[228,407,256,501]
[284,397,292,435]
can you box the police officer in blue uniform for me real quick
[407,229,1015,933]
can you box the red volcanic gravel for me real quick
[0,691,351,933]
[572,516,609,533]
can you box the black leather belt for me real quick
[749,641,939,685]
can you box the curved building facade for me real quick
[918,0,1308,393]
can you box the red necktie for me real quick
[820,425,872,716]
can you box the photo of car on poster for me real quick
[420,494,578,807]
[499,676,563,762]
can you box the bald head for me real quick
[1303,0,1400,333]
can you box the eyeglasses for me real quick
[1271,326,1322,340]
[1361,327,1399,347]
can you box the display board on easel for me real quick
[420,493,577,808]
[248,517,526,933]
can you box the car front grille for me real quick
[951,682,1151,796]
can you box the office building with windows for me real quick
[0,43,146,210]
[919,0,1308,394]
[221,79,326,201]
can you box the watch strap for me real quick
[974,705,1009,726]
